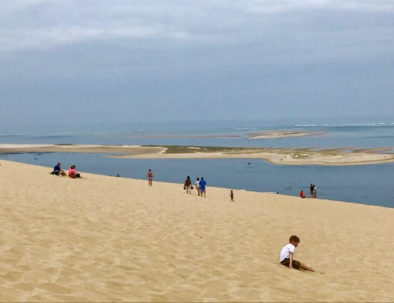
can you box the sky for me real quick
[0,0,393,125]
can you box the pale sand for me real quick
[117,149,394,166]
[247,131,323,139]
[1,160,394,302]
[1,144,394,166]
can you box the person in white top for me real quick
[279,235,314,271]
[195,177,201,196]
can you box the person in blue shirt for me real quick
[51,162,66,176]
[199,177,207,197]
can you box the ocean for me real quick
[1,119,393,207]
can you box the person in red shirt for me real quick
[299,190,306,198]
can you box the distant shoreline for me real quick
[246,130,324,139]
[112,130,324,140]
[1,144,393,166]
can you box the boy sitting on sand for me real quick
[51,162,66,176]
[280,235,314,271]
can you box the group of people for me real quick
[183,176,207,197]
[299,183,318,198]
[51,162,81,178]
[51,164,313,272]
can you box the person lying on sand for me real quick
[280,235,314,272]
[51,162,66,176]
[68,165,81,178]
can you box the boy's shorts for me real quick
[280,258,301,269]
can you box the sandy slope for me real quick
[0,160,393,302]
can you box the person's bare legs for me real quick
[300,263,314,272]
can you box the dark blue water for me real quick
[1,152,393,208]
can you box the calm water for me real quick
[1,120,394,149]
[1,120,393,207]
[1,152,393,208]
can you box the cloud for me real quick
[247,0,394,14]
[0,0,392,62]
[0,26,161,52]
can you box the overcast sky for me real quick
[0,0,393,125]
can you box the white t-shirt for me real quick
[279,243,296,262]
[195,181,200,189]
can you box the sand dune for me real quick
[0,159,393,301]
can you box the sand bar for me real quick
[247,130,323,139]
[0,159,393,301]
[0,144,163,155]
[2,144,392,166]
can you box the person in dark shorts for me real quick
[51,162,66,176]
[230,190,234,201]
[310,184,314,197]
[146,169,154,186]
[68,165,81,178]
[279,235,314,271]
[184,176,192,194]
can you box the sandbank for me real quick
[1,160,394,301]
[1,144,394,166]
[247,130,323,139]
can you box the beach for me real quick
[1,159,394,302]
[1,144,394,166]
[247,130,323,139]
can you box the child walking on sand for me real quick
[280,235,314,271]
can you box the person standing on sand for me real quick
[146,169,154,186]
[313,185,317,198]
[195,177,201,196]
[310,184,314,197]
[199,177,207,197]
[184,176,192,194]
[230,190,234,201]
[280,235,314,272]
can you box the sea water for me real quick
[1,152,393,208]
[0,119,394,149]
[0,119,393,207]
